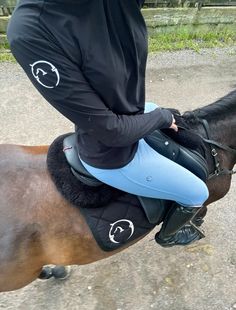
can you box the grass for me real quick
[148,28,236,52]
[0,28,236,62]
[0,51,15,62]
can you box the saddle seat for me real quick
[63,131,208,224]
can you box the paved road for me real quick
[0,48,236,310]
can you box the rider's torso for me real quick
[41,0,148,167]
[12,0,148,168]
[41,0,147,115]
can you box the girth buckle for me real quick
[211,148,218,157]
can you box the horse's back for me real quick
[0,144,49,214]
[0,144,48,167]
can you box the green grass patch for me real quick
[0,51,15,62]
[0,28,236,62]
[0,40,9,50]
[148,28,236,52]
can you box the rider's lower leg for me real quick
[155,203,205,247]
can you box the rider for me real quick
[7,0,209,247]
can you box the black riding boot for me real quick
[155,203,205,247]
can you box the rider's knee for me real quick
[188,180,209,206]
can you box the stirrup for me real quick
[189,220,205,238]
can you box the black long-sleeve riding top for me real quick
[70,0,173,168]
[8,0,173,168]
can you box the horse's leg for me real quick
[52,265,71,279]
[192,175,233,229]
[39,265,71,280]
[38,266,54,280]
[192,206,208,226]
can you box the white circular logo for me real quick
[109,219,134,244]
[30,60,60,89]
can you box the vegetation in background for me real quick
[148,28,236,52]
[0,28,236,62]
[0,51,14,62]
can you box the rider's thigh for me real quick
[81,139,209,206]
[144,102,159,113]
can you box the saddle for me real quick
[63,130,208,224]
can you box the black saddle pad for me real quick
[47,134,158,251]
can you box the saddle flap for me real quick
[138,196,169,224]
[145,130,209,181]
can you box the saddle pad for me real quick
[47,134,157,251]
[80,194,156,251]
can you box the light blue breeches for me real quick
[80,102,209,207]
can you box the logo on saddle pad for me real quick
[30,60,60,89]
[109,219,134,244]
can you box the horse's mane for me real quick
[183,90,236,126]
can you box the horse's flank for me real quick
[0,145,123,291]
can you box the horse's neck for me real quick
[208,116,235,148]
[202,116,236,169]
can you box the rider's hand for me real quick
[169,116,178,132]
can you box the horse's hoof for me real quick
[52,266,71,280]
[38,266,53,280]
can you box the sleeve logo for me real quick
[30,60,60,89]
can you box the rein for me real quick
[200,119,236,179]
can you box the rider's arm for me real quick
[74,107,173,148]
[53,68,173,147]
[8,37,173,147]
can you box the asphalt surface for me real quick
[0,47,236,310]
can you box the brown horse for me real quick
[0,90,235,292]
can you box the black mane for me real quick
[183,90,236,125]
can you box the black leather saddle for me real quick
[63,131,208,224]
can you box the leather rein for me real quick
[200,119,236,179]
